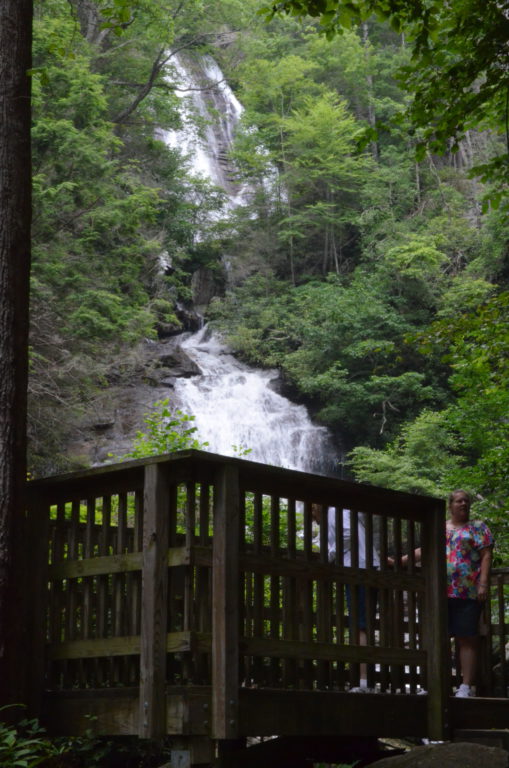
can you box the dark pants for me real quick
[346,585,378,631]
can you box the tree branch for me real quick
[111,36,226,124]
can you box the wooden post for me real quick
[26,500,50,718]
[212,463,240,740]
[139,464,170,739]
[421,500,449,740]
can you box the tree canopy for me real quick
[266,0,509,202]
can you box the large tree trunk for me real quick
[0,0,32,710]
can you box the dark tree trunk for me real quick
[0,0,32,710]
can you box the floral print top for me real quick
[446,521,493,599]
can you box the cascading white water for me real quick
[173,327,338,475]
[160,53,250,209]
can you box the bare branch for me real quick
[110,34,226,124]
[112,46,168,124]
[110,79,227,93]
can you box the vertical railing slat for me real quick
[284,497,298,687]
[212,463,240,740]
[26,501,50,718]
[391,517,404,693]
[421,501,449,740]
[333,506,346,690]
[302,502,314,688]
[379,514,390,692]
[252,491,264,685]
[497,575,507,696]
[139,464,170,739]
[317,505,330,688]
[269,495,280,686]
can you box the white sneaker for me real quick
[417,688,427,695]
[349,685,375,693]
[455,684,473,698]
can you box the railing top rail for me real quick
[27,449,443,518]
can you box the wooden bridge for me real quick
[25,451,509,766]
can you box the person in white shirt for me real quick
[312,505,379,692]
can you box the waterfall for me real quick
[156,54,338,476]
[65,54,339,476]
[173,327,338,475]
[160,53,250,209]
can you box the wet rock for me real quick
[191,266,218,312]
[159,377,177,387]
[153,348,201,378]
[266,374,284,395]
[91,420,115,433]
[156,320,183,339]
[65,336,203,465]
[175,303,203,332]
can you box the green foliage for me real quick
[265,0,509,206]
[349,410,458,496]
[425,294,509,518]
[0,710,61,768]
[121,399,208,459]
[28,0,229,475]
[0,708,172,768]
[211,272,443,447]
[277,91,373,273]
[436,277,496,319]
[350,293,509,558]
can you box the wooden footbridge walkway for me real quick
[25,451,509,766]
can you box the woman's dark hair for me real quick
[448,489,471,506]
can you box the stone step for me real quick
[453,729,509,751]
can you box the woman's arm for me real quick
[402,547,421,566]
[477,546,492,601]
[388,547,421,567]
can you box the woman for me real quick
[445,489,493,697]
[401,489,493,697]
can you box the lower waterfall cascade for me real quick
[172,326,338,476]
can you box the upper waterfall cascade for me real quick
[160,53,250,208]
[173,327,337,475]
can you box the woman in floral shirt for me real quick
[445,489,493,697]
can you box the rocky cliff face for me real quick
[67,334,202,466]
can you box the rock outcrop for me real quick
[66,335,203,466]
[373,741,508,768]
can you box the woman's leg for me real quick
[457,635,479,686]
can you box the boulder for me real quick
[372,741,508,768]
[154,348,201,378]
[191,266,219,311]
[156,319,183,339]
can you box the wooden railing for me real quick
[479,568,509,697]
[26,451,450,741]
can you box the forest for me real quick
[27,0,509,556]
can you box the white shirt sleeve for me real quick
[328,508,379,568]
